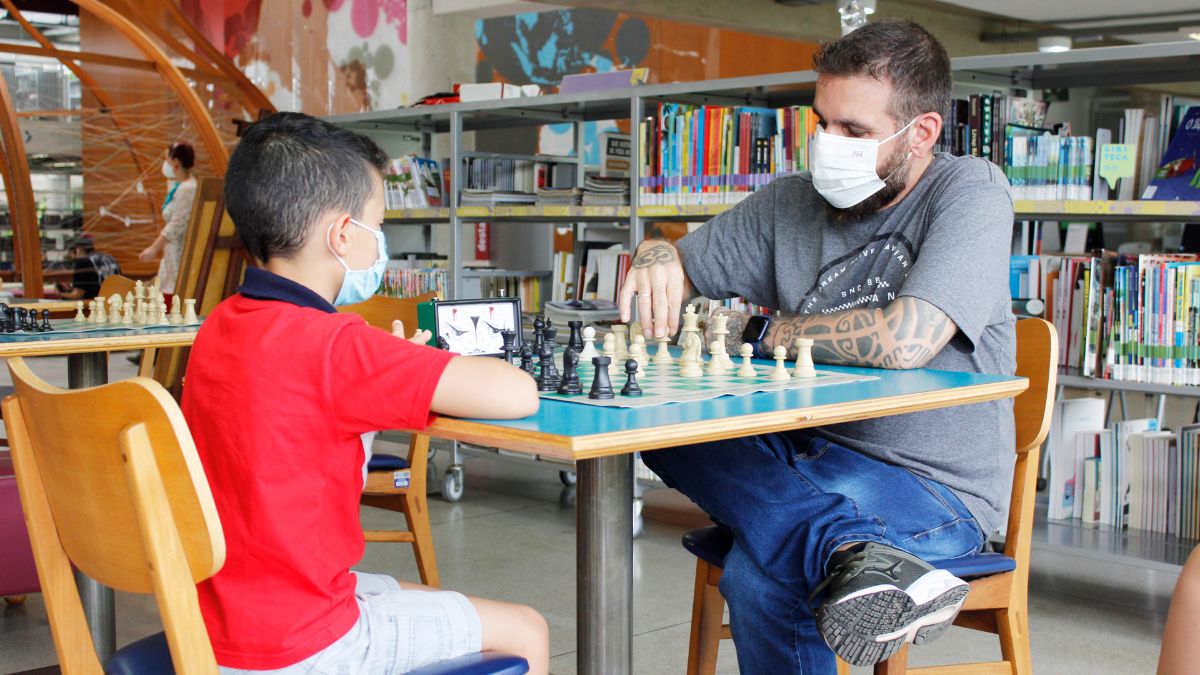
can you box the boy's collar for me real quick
[238,267,336,314]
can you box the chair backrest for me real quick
[97,273,137,300]
[4,357,224,674]
[1004,318,1058,567]
[337,291,438,333]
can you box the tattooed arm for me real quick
[618,239,697,339]
[754,297,958,369]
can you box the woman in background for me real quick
[139,142,197,300]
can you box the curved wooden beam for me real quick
[158,0,276,115]
[0,69,45,298]
[69,0,228,174]
[1,0,160,220]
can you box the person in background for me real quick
[55,235,120,300]
[1158,546,1200,674]
[139,142,197,299]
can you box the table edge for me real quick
[0,331,198,357]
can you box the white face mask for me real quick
[162,160,176,180]
[810,119,915,209]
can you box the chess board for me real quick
[538,355,876,408]
[34,319,202,335]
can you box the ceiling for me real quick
[933,0,1200,45]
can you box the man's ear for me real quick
[910,111,943,158]
[324,214,354,257]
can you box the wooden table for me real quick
[426,364,1027,675]
[0,325,200,664]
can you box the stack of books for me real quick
[581,177,629,206]
[385,155,442,210]
[459,189,536,206]
[536,187,583,205]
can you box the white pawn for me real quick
[157,300,171,325]
[737,343,757,378]
[124,291,134,309]
[769,345,790,381]
[134,302,146,325]
[120,301,133,325]
[611,324,629,361]
[183,298,198,324]
[94,300,106,324]
[579,325,598,361]
[653,334,673,365]
[73,300,85,322]
[86,300,97,323]
[602,331,619,375]
[631,334,649,369]
[706,340,727,375]
[169,296,183,325]
[793,337,816,378]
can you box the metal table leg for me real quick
[577,454,633,675]
[68,351,115,664]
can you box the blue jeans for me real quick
[641,432,985,675]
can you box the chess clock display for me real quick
[430,297,523,357]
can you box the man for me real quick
[56,236,120,300]
[619,20,1015,672]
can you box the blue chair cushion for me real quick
[103,632,527,675]
[368,453,409,472]
[105,632,173,675]
[682,525,1016,580]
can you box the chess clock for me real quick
[425,297,523,358]
[741,314,772,358]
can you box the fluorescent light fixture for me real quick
[1037,36,1072,53]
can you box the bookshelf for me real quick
[328,40,1200,569]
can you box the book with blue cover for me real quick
[1145,106,1200,201]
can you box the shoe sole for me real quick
[816,570,970,667]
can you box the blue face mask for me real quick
[327,218,388,306]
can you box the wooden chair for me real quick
[97,273,137,300]
[3,356,225,674]
[682,318,1057,675]
[338,291,441,587]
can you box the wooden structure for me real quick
[3,357,224,673]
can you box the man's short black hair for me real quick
[812,19,951,125]
[69,235,95,252]
[224,112,388,263]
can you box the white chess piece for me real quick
[793,337,816,378]
[157,299,171,325]
[737,343,757,378]
[602,332,620,375]
[679,332,704,378]
[653,335,673,365]
[712,314,735,368]
[706,340,728,375]
[631,335,649,369]
[629,321,643,341]
[120,302,133,325]
[579,325,598,361]
[769,345,790,381]
[611,324,629,361]
[169,296,183,325]
[94,300,106,324]
[134,280,144,301]
[86,300,97,323]
[183,298,198,324]
[73,301,85,322]
[108,294,122,318]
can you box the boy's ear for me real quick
[324,214,355,257]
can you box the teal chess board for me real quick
[538,355,877,408]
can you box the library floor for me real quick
[0,356,1174,674]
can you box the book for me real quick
[1047,397,1107,520]
[1081,456,1101,524]
[1143,105,1200,201]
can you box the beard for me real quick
[827,142,910,224]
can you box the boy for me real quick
[182,112,548,674]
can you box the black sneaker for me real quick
[813,542,969,666]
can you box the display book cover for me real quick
[1144,106,1200,201]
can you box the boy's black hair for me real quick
[169,142,195,169]
[813,19,951,125]
[224,112,388,263]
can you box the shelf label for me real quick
[1098,144,1136,188]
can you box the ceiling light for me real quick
[1181,26,1200,40]
[1037,36,1072,53]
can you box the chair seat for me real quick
[682,526,1016,580]
[104,632,529,675]
[368,453,409,472]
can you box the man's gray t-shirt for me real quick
[677,153,1016,536]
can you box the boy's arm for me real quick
[430,356,539,419]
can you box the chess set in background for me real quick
[491,306,876,409]
[0,280,201,337]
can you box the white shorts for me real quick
[220,572,483,674]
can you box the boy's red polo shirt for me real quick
[182,268,455,669]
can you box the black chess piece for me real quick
[532,315,546,354]
[543,325,558,350]
[536,341,560,391]
[589,356,615,400]
[621,359,643,397]
[500,330,517,364]
[15,308,28,331]
[519,343,535,376]
[40,309,51,332]
[567,320,584,352]
[436,335,450,351]
[557,348,583,395]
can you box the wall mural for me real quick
[476,9,819,163]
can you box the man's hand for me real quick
[618,240,688,339]
[391,320,432,345]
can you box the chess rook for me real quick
[793,337,816,378]
[588,356,615,400]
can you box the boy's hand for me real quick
[392,320,431,344]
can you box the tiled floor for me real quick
[0,355,1177,674]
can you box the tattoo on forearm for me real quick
[766,297,957,369]
[633,243,677,268]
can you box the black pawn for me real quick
[500,329,517,364]
[621,359,643,397]
[567,320,584,352]
[532,315,546,354]
[557,348,583,395]
[519,344,535,376]
[40,309,51,332]
[436,335,450,351]
[16,308,29,331]
[536,343,560,392]
[588,356,615,400]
